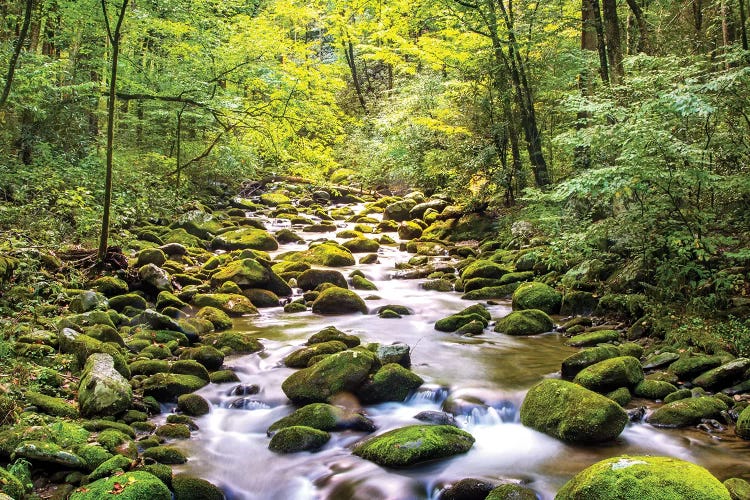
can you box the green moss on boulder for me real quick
[297,269,347,290]
[556,455,730,500]
[561,345,622,378]
[142,374,208,402]
[307,326,360,347]
[267,403,375,435]
[353,425,474,467]
[284,341,348,368]
[495,309,554,336]
[172,474,225,500]
[511,282,561,314]
[311,287,367,315]
[647,396,728,427]
[142,445,187,464]
[693,358,750,391]
[565,329,621,347]
[193,293,258,316]
[573,356,644,393]
[724,478,750,500]
[356,363,423,404]
[634,380,678,400]
[268,426,330,453]
[519,379,628,443]
[210,258,270,288]
[69,471,171,500]
[736,405,750,439]
[25,391,79,418]
[177,394,210,416]
[202,331,264,354]
[195,306,233,331]
[210,227,278,251]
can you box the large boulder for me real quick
[511,282,561,314]
[573,356,644,393]
[646,396,728,427]
[210,258,270,288]
[460,260,509,281]
[519,379,628,443]
[142,373,208,402]
[193,293,258,316]
[565,329,621,347]
[138,264,173,293]
[311,287,367,315]
[356,363,424,404]
[268,426,330,453]
[342,237,380,253]
[78,353,132,418]
[692,358,750,390]
[736,405,750,439]
[556,455,730,500]
[281,349,376,404]
[435,304,490,333]
[561,345,622,378]
[383,199,417,221]
[210,227,279,251]
[69,471,171,500]
[353,425,474,467]
[494,309,554,336]
[281,243,355,267]
[284,341,349,368]
[297,269,348,291]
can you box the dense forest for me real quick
[1,0,750,498]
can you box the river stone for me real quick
[633,380,678,400]
[283,242,356,267]
[343,236,381,253]
[736,405,750,439]
[142,373,208,402]
[172,474,225,500]
[78,353,132,418]
[284,341,348,368]
[383,199,417,221]
[307,326,360,347]
[69,291,108,313]
[297,269,348,290]
[494,309,554,336]
[13,440,85,468]
[376,343,411,367]
[353,424,474,467]
[574,356,644,393]
[440,478,496,499]
[211,258,270,288]
[486,484,537,500]
[724,478,750,500]
[193,293,258,316]
[461,260,509,281]
[561,345,622,378]
[268,403,375,435]
[693,358,750,390]
[646,396,728,427]
[668,355,723,380]
[311,287,367,315]
[130,309,184,332]
[556,455,731,500]
[413,411,458,427]
[138,264,173,293]
[269,426,330,453]
[565,329,621,347]
[642,351,680,370]
[109,293,148,312]
[519,379,628,443]
[356,363,424,404]
[511,282,562,314]
[210,227,278,251]
[410,199,449,219]
[281,349,376,404]
[436,304,491,333]
[69,471,171,500]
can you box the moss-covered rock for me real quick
[155,423,191,439]
[90,276,130,297]
[724,478,750,500]
[343,237,381,253]
[177,394,210,416]
[519,379,628,443]
[281,349,376,404]
[561,345,622,378]
[693,358,750,390]
[267,403,375,435]
[284,341,348,368]
[556,455,730,500]
[647,396,728,427]
[736,405,750,439]
[137,248,167,267]
[209,370,240,383]
[356,363,423,404]
[287,242,356,267]
[0,466,24,499]
[268,426,330,453]
[195,306,233,331]
[565,329,621,347]
[668,355,723,380]
[13,440,86,468]
[461,284,520,300]
[210,227,278,251]
[180,345,224,370]
[435,304,491,333]
[573,356,644,393]
[634,380,678,400]
[307,326,360,347]
[78,353,132,418]
[141,445,187,464]
[460,260,509,281]
[142,374,208,402]
[311,286,367,315]
[351,274,377,291]
[383,199,417,222]
[193,293,258,316]
[210,258,270,288]
[88,454,133,481]
[486,484,537,500]
[663,388,692,404]
[172,474,224,500]
[494,309,554,336]
[511,282,561,314]
[202,331,264,354]
[606,387,632,407]
[25,391,79,418]
[352,425,474,467]
[155,291,187,311]
[297,269,347,290]
[70,471,171,500]
[170,359,210,381]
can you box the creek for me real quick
[159,201,750,499]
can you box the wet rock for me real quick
[281,349,376,404]
[735,405,750,439]
[202,331,264,354]
[180,345,224,370]
[565,329,621,347]
[647,396,728,427]
[357,363,424,404]
[606,387,631,407]
[78,353,132,418]
[383,199,417,222]
[307,326,361,347]
[172,474,225,500]
[456,320,485,336]
[520,379,628,443]
[556,455,730,500]
[69,471,171,500]
[282,242,355,267]
[195,306,232,331]
[142,374,208,402]
[311,287,368,315]
[142,445,188,464]
[494,309,553,336]
[138,264,173,293]
[693,358,750,391]
[171,359,210,381]
[413,411,458,427]
[435,304,490,333]
[210,227,279,251]
[397,222,423,240]
[269,426,330,453]
[561,345,621,378]
[177,394,210,416]
[511,282,561,314]
[663,388,692,404]
[668,355,723,380]
[353,425,474,467]
[486,484,537,500]
[352,274,378,290]
[574,356,644,393]
[210,258,270,288]
[284,341,349,368]
[460,260,509,281]
[633,380,678,400]
[724,478,750,500]
[193,293,258,316]
[297,269,348,290]
[439,478,496,499]
[343,236,381,253]
[14,440,85,468]
[642,352,680,370]
[268,403,375,435]
[376,342,411,367]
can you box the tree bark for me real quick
[602,0,623,83]
[343,39,367,112]
[588,0,610,83]
[624,0,649,53]
[740,0,749,51]
[0,0,33,108]
[98,0,128,263]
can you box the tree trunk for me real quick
[624,0,649,53]
[98,0,128,263]
[0,0,33,108]
[343,39,367,112]
[740,0,749,51]
[602,0,623,83]
[589,0,610,83]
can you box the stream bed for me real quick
[158,202,750,499]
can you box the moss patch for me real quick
[353,425,474,467]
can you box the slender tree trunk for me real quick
[624,0,649,53]
[589,0,610,83]
[602,0,624,83]
[0,0,33,108]
[343,39,367,112]
[693,0,704,53]
[98,0,128,263]
[740,0,748,50]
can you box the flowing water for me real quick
[161,201,750,499]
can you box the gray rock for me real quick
[78,353,132,417]
[138,264,173,292]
